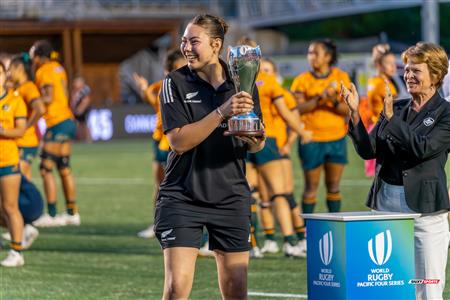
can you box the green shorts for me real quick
[20,147,39,164]
[298,136,348,171]
[0,165,20,177]
[152,141,169,166]
[44,119,76,142]
[247,137,282,166]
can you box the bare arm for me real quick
[40,85,53,105]
[0,118,26,138]
[133,73,158,107]
[75,95,91,115]
[27,99,45,128]
[279,130,298,156]
[294,92,320,114]
[274,98,312,143]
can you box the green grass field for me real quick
[1,139,449,300]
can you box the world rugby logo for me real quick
[368,230,392,266]
[319,231,333,266]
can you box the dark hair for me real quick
[10,53,34,81]
[31,40,53,59]
[165,49,184,72]
[190,14,229,52]
[312,39,338,66]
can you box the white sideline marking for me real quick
[34,177,147,185]
[76,177,147,185]
[248,291,307,298]
[33,177,450,186]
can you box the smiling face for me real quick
[379,54,397,78]
[307,43,331,71]
[180,23,221,71]
[7,62,23,85]
[260,60,275,76]
[403,62,434,96]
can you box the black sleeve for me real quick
[382,108,450,160]
[252,87,263,124]
[348,116,381,160]
[160,76,190,134]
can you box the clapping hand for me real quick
[132,73,149,92]
[320,81,338,106]
[383,80,394,120]
[340,81,359,113]
[340,81,361,124]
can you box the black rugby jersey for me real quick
[158,60,262,216]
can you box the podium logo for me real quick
[319,231,333,266]
[368,230,392,266]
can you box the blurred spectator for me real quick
[364,44,397,177]
[441,62,450,101]
[71,76,92,143]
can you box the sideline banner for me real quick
[37,104,157,141]
[304,211,418,300]
[87,105,156,141]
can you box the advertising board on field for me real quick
[304,211,418,300]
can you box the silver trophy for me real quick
[224,45,264,137]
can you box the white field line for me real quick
[248,291,307,298]
[33,177,147,185]
[32,177,450,186]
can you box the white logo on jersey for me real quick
[186,91,199,99]
[161,229,173,239]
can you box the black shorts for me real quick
[154,206,251,252]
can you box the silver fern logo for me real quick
[319,231,333,266]
[368,230,392,266]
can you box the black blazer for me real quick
[348,93,450,213]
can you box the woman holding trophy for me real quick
[155,14,265,299]
[238,36,313,258]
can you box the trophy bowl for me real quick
[224,45,264,137]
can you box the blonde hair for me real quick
[372,43,393,66]
[401,42,449,88]
[237,36,257,48]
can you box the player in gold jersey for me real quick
[29,40,79,227]
[257,58,309,255]
[364,44,398,176]
[0,61,27,267]
[239,37,312,258]
[291,39,351,215]
[8,54,45,180]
